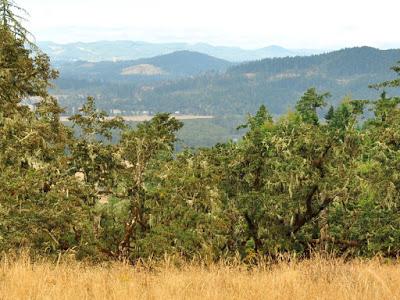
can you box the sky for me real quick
[21,0,400,49]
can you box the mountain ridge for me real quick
[39,40,324,62]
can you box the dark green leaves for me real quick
[295,88,330,125]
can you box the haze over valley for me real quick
[48,44,400,147]
[39,40,324,62]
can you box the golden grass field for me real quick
[0,256,399,300]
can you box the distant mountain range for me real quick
[39,40,324,62]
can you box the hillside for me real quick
[51,47,400,149]
[55,50,232,81]
[230,46,399,76]
[125,47,400,115]
[40,40,322,62]
[52,46,400,122]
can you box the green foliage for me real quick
[69,96,125,141]
[2,0,400,263]
[295,88,330,125]
[0,1,94,258]
[0,0,31,41]
[68,96,125,191]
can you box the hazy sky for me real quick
[22,0,400,49]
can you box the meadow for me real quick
[0,256,399,300]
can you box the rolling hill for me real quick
[54,50,233,82]
[53,47,400,118]
[50,46,400,147]
[125,47,400,115]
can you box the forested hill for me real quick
[230,47,399,76]
[55,50,233,82]
[128,47,400,115]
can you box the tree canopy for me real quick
[1,1,400,263]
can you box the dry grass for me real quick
[0,256,399,300]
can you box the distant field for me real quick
[61,115,242,149]
[60,115,214,122]
[1,257,399,300]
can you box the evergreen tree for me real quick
[295,88,330,125]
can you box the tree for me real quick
[1,0,31,41]
[0,0,95,258]
[68,96,125,190]
[295,88,330,125]
[93,114,183,261]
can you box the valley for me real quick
[50,46,400,147]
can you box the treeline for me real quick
[231,47,400,76]
[1,1,400,262]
